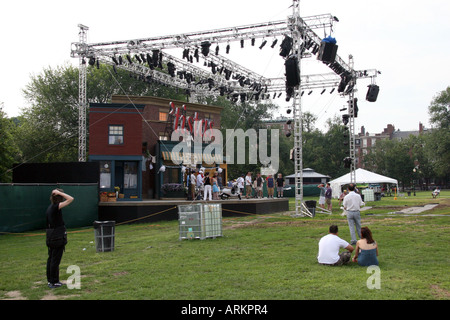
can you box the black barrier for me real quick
[0,183,99,233]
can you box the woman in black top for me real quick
[46,189,74,288]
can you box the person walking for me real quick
[46,189,74,289]
[343,183,365,245]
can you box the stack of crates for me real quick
[178,203,222,240]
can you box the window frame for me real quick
[108,125,124,145]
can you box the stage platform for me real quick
[98,198,289,225]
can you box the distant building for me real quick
[355,122,431,168]
[262,116,292,135]
[285,168,330,185]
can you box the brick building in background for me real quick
[355,122,429,168]
[89,95,223,200]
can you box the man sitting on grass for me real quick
[317,225,354,266]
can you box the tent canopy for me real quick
[329,168,398,198]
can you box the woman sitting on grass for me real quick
[352,227,379,266]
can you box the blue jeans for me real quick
[347,210,361,244]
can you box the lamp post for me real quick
[413,165,419,196]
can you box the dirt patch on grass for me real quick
[431,284,450,299]
[2,290,27,300]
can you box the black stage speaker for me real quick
[317,41,338,63]
[285,56,300,87]
[366,84,380,102]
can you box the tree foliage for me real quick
[0,105,19,182]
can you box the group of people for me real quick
[317,183,378,267]
[44,182,374,290]
[235,172,285,199]
[189,170,221,201]
[317,183,333,211]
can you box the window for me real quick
[159,112,168,121]
[99,161,111,189]
[124,162,138,189]
[109,125,124,145]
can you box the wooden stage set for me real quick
[98,198,289,225]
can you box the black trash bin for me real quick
[305,200,316,217]
[93,221,115,252]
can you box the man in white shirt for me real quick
[236,175,245,195]
[343,183,365,245]
[317,225,354,266]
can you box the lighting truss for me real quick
[71,1,379,216]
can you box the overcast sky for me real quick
[1,0,448,134]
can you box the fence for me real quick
[0,183,99,233]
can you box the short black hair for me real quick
[329,225,338,234]
[348,183,355,191]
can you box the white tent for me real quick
[329,168,398,198]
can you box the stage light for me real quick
[366,84,379,102]
[88,57,95,66]
[286,108,292,114]
[308,90,313,95]
[279,35,293,57]
[271,39,278,48]
[251,38,256,46]
[259,40,267,49]
[126,54,132,64]
[342,114,349,125]
[321,89,326,95]
[343,157,352,168]
[118,56,123,65]
[286,119,292,125]
[330,88,335,94]
[286,131,292,138]
[215,45,220,55]
[285,56,300,87]
[112,56,119,65]
[351,98,358,117]
[134,54,142,63]
[167,62,176,77]
[240,39,244,48]
[201,41,211,56]
[226,44,230,54]
[194,48,199,62]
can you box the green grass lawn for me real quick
[0,191,449,301]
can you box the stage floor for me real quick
[98,198,289,224]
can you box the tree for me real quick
[0,104,19,182]
[426,87,450,180]
[16,63,186,163]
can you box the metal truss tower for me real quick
[71,0,379,215]
[75,24,89,162]
[347,55,357,184]
[290,0,306,216]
